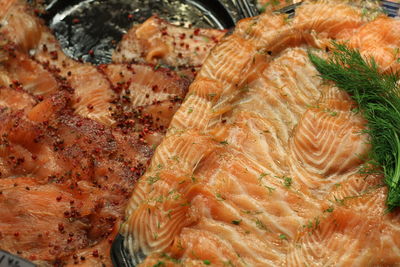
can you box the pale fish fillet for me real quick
[0,0,43,53]
[0,0,115,125]
[122,1,400,266]
[112,16,227,67]
[349,17,400,73]
[99,63,191,147]
[32,29,117,126]
[0,42,59,97]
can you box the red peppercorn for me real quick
[92,250,99,257]
[50,51,58,60]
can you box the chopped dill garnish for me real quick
[324,206,334,213]
[152,261,165,267]
[160,253,181,264]
[283,176,293,188]
[216,193,226,201]
[147,173,160,185]
[259,172,268,180]
[232,219,242,225]
[279,233,288,240]
[255,219,268,231]
[309,43,400,211]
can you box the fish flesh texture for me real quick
[0,88,153,266]
[112,16,227,68]
[122,1,400,266]
[0,0,209,265]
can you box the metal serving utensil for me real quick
[232,0,259,18]
[381,0,400,17]
[232,0,305,19]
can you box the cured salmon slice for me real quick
[0,86,36,113]
[0,0,43,53]
[0,98,154,265]
[112,16,227,67]
[0,1,196,264]
[0,0,115,125]
[0,177,101,262]
[0,44,60,97]
[122,1,400,266]
[32,29,117,126]
[0,0,193,129]
[100,63,190,146]
[349,17,400,72]
[102,63,189,107]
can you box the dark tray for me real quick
[0,250,36,267]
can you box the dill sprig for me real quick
[308,43,400,211]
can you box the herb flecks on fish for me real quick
[308,43,400,211]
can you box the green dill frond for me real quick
[308,42,400,211]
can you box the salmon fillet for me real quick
[122,1,400,266]
[0,91,153,266]
[0,0,43,53]
[0,0,193,265]
[112,16,227,68]
[100,63,190,147]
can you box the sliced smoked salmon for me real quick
[112,16,227,68]
[122,1,400,266]
[0,0,196,265]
